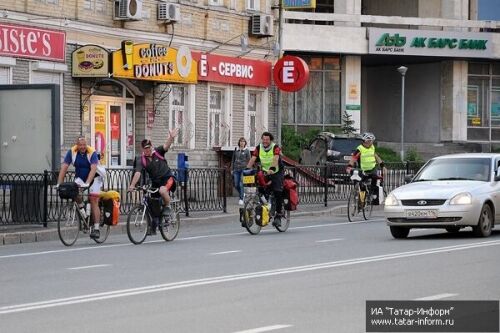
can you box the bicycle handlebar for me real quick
[130,184,159,194]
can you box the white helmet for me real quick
[361,132,376,141]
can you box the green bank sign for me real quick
[369,28,493,58]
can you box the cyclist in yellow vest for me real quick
[346,132,386,190]
[246,132,285,227]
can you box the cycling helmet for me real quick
[361,132,376,141]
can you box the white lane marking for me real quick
[415,293,458,301]
[316,238,344,243]
[1,240,499,315]
[233,325,293,333]
[210,250,242,256]
[67,264,111,271]
[0,220,383,260]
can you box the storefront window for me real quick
[282,55,341,130]
[467,63,500,142]
[209,88,228,147]
[170,85,186,146]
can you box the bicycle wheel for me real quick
[275,210,290,232]
[347,185,361,222]
[159,204,180,241]
[93,207,110,244]
[362,193,374,220]
[57,202,81,246]
[126,205,149,245]
[243,198,261,235]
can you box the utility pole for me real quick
[276,0,284,145]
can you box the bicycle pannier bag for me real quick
[283,175,298,211]
[372,185,385,205]
[147,197,163,217]
[59,182,79,200]
[101,191,120,225]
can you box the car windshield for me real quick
[329,138,362,153]
[414,157,491,182]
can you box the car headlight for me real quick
[385,193,399,206]
[449,192,472,205]
[327,149,341,157]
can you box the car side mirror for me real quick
[495,169,500,181]
[404,175,414,184]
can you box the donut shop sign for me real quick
[0,23,66,62]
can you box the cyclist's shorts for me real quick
[75,177,103,196]
[154,175,176,193]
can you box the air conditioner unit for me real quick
[158,3,181,21]
[114,0,143,21]
[251,14,274,37]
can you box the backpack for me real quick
[71,145,106,178]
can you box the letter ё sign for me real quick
[273,56,309,92]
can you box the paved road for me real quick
[1,214,499,333]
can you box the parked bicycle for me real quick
[347,169,384,222]
[127,184,180,244]
[57,183,110,246]
[240,169,290,235]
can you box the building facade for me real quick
[0,0,278,173]
[280,0,500,157]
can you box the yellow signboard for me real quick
[471,117,481,126]
[112,41,197,84]
[72,45,109,77]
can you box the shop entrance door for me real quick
[91,100,135,168]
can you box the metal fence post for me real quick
[43,170,48,227]
[222,168,227,213]
[323,165,328,207]
[184,169,189,217]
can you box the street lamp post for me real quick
[397,66,408,161]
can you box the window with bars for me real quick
[282,55,341,130]
[0,67,11,84]
[209,89,227,147]
[247,91,259,147]
[467,63,500,142]
[170,85,186,147]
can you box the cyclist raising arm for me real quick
[246,131,284,227]
[128,128,178,216]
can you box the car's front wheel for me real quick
[472,204,493,237]
[390,226,410,239]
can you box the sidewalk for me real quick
[0,198,377,246]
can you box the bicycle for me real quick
[347,169,384,222]
[240,169,290,235]
[57,184,110,246]
[126,184,180,244]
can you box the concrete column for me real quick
[441,60,468,141]
[342,56,362,133]
[334,0,361,27]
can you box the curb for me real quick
[0,203,362,246]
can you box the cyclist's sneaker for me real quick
[238,199,244,206]
[162,206,172,217]
[272,215,282,227]
[90,229,100,239]
[147,227,157,236]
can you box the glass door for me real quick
[91,101,134,168]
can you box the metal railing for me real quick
[0,162,423,225]
[0,168,227,225]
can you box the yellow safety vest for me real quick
[259,143,278,173]
[357,144,376,171]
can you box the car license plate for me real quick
[406,210,437,219]
[344,156,351,161]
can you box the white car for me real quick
[384,153,500,239]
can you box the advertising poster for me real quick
[94,104,107,165]
[110,110,121,166]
